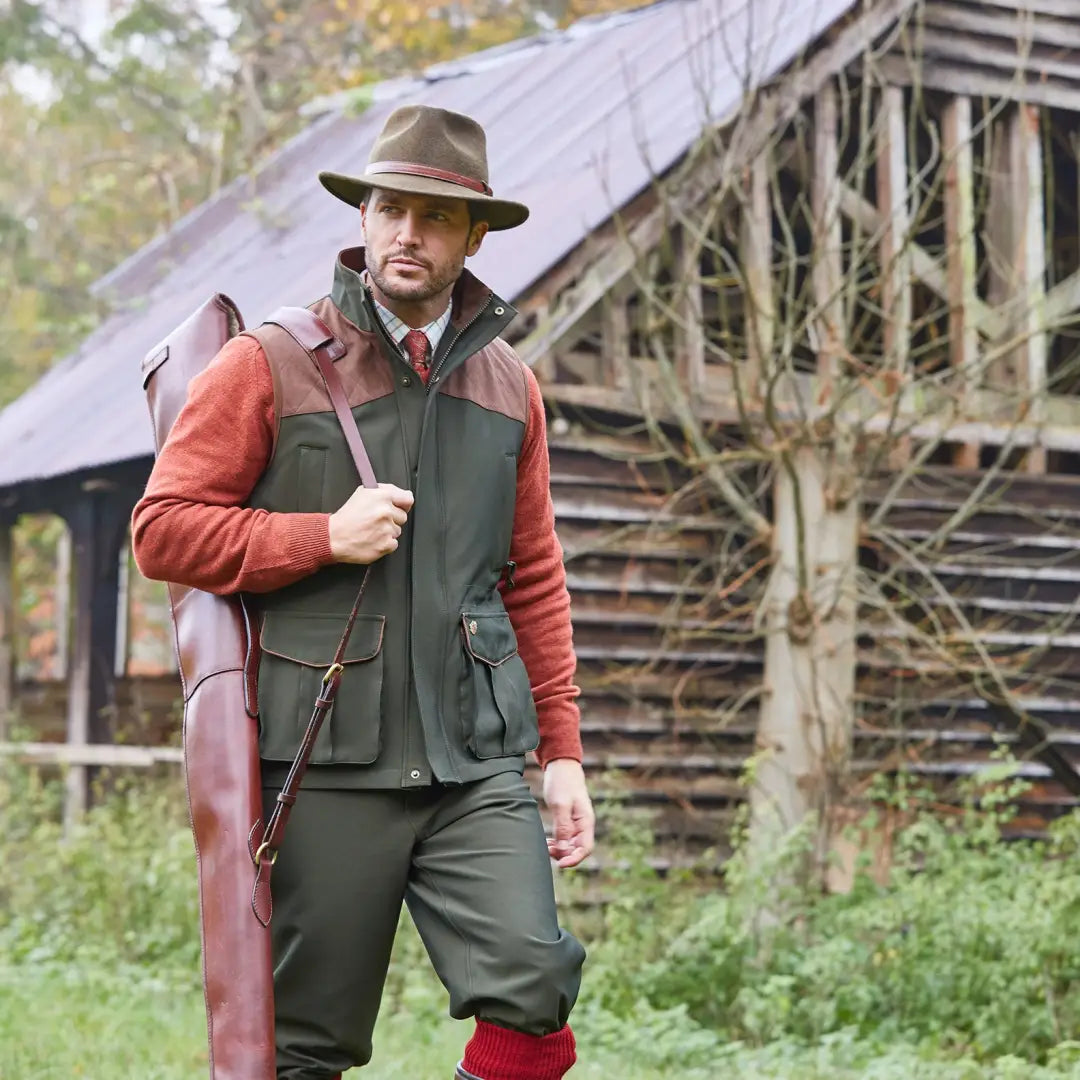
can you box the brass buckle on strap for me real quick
[253,840,278,867]
[322,662,344,686]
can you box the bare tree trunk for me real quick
[750,444,859,883]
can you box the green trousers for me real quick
[262,771,586,1079]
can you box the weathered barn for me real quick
[2,0,1079,860]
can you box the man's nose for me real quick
[395,211,421,246]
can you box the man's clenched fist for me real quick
[328,483,415,564]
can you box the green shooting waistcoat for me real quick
[248,248,539,790]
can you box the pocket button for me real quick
[468,620,478,635]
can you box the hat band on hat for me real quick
[367,160,493,197]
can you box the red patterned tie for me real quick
[403,329,430,385]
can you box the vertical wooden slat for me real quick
[601,282,632,390]
[877,85,912,380]
[812,80,844,400]
[1015,103,1048,474]
[55,523,71,679]
[0,521,14,742]
[985,105,1048,473]
[942,96,981,470]
[65,501,94,826]
[741,151,774,403]
[676,226,706,397]
[63,495,126,828]
[114,539,131,680]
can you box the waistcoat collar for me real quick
[330,247,516,339]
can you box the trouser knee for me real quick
[455,929,585,1036]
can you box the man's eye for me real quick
[428,213,447,222]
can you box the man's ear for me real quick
[359,200,368,239]
[466,221,489,258]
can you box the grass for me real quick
[8,766,1080,1078]
[8,960,1080,1080]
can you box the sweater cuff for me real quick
[535,705,584,769]
[284,513,335,575]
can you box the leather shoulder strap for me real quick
[264,306,346,361]
[260,306,378,491]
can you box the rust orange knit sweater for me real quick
[131,334,582,767]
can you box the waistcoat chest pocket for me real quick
[258,611,386,765]
[460,612,539,760]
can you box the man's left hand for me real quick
[542,759,595,868]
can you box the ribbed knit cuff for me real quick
[461,1021,577,1080]
[284,513,335,573]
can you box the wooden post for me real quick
[985,105,1048,472]
[675,225,706,399]
[750,447,859,878]
[55,523,71,679]
[114,538,130,680]
[1015,104,1048,474]
[63,494,128,827]
[812,80,844,401]
[600,281,632,390]
[942,96,981,470]
[877,85,912,464]
[741,150,774,405]
[0,520,14,742]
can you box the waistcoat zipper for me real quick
[426,294,493,391]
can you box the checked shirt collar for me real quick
[363,270,453,360]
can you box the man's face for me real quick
[361,188,488,304]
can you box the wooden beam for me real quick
[942,96,981,470]
[798,168,1006,340]
[63,495,129,827]
[741,149,774,402]
[916,28,1080,84]
[0,521,13,742]
[0,742,184,767]
[1015,103,1049,474]
[877,85,912,378]
[600,281,632,390]
[877,85,912,466]
[975,0,1080,16]
[675,226,706,398]
[1043,267,1080,329]
[55,523,71,679]
[516,0,923,369]
[876,54,1080,113]
[812,81,844,397]
[921,2,1080,50]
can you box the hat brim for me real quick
[318,170,529,231]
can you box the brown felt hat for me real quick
[319,105,529,232]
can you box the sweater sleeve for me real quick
[500,365,583,768]
[131,333,334,595]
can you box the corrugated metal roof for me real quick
[0,0,860,491]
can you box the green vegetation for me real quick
[3,763,1080,1078]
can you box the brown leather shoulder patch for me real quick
[252,298,395,419]
[439,337,529,425]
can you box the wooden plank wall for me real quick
[881,1,1080,112]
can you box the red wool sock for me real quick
[461,1021,577,1080]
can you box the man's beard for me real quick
[368,249,464,302]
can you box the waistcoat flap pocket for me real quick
[260,611,385,666]
[461,612,518,666]
[460,611,538,760]
[257,611,385,765]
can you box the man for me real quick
[132,104,593,1080]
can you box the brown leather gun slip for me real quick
[142,297,377,1079]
